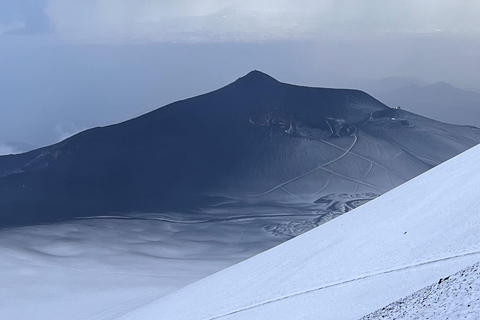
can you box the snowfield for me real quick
[115,143,480,320]
[361,261,480,319]
[0,215,286,320]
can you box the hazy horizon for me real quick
[1,0,480,149]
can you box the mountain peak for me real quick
[237,70,279,84]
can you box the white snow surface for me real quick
[116,143,480,320]
[361,261,480,319]
[0,215,285,320]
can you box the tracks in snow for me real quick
[246,133,359,197]
[210,123,401,199]
[211,131,362,199]
[205,250,480,320]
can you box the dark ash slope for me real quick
[1,71,479,227]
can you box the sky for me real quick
[1,0,480,149]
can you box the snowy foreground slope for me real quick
[117,144,480,320]
[361,262,480,319]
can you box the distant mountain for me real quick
[1,71,480,227]
[365,78,480,127]
[360,76,427,92]
[114,141,480,320]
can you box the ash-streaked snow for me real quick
[114,143,480,320]
[361,262,480,319]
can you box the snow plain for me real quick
[0,213,290,320]
[115,143,480,320]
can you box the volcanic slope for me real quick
[1,71,480,226]
[114,139,480,320]
[361,261,480,319]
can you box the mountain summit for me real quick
[239,69,279,82]
[0,71,479,227]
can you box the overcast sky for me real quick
[1,0,480,149]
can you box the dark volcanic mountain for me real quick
[1,71,480,227]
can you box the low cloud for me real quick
[2,0,479,42]
[43,0,480,43]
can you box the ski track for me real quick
[247,133,358,197]
[325,120,334,134]
[204,250,480,320]
[320,166,378,189]
[355,162,374,193]
[207,122,408,200]
[280,186,297,197]
[280,186,312,201]
[213,132,359,199]
[314,173,333,195]
[317,136,403,182]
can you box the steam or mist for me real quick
[54,121,84,142]
[0,144,19,156]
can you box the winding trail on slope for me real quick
[241,132,359,197]
[209,131,360,199]
[314,173,333,195]
[210,121,404,200]
[317,135,402,184]
[204,250,480,320]
[355,162,374,193]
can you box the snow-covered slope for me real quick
[361,261,480,319]
[116,143,480,320]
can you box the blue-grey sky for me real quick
[1,0,480,150]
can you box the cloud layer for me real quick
[2,0,475,43]
[1,1,480,147]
